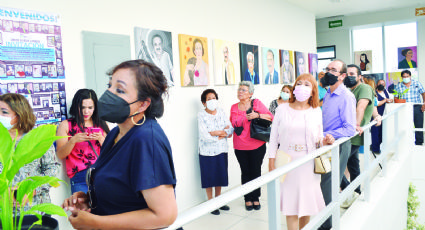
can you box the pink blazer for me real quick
[268,103,323,158]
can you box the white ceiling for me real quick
[284,0,425,19]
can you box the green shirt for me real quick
[351,83,374,146]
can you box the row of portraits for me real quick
[134,27,319,87]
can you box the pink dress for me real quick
[269,103,325,217]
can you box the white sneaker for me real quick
[340,192,360,209]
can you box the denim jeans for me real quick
[70,168,88,194]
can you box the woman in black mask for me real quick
[370,80,392,154]
[62,60,177,230]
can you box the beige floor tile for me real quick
[182,212,244,230]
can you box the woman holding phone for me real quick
[56,89,109,194]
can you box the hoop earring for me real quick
[131,113,146,126]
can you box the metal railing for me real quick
[164,103,417,230]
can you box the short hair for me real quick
[278,85,293,99]
[151,34,163,44]
[347,64,362,76]
[267,49,274,60]
[239,81,254,94]
[69,89,109,133]
[401,49,412,57]
[108,59,168,118]
[246,52,254,62]
[0,93,35,133]
[401,69,411,77]
[192,38,204,56]
[201,89,218,104]
[289,74,320,108]
[333,59,347,74]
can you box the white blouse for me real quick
[197,107,234,156]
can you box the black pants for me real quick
[340,145,361,194]
[414,105,424,145]
[234,143,266,202]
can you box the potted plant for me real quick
[392,88,409,103]
[0,124,67,230]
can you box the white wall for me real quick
[3,0,317,220]
[316,5,425,86]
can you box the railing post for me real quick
[331,146,340,230]
[394,109,400,161]
[267,179,281,230]
[363,128,372,202]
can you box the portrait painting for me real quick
[134,27,174,86]
[308,53,319,80]
[178,34,209,87]
[294,51,309,78]
[397,46,417,69]
[239,43,259,84]
[279,50,295,84]
[261,47,280,84]
[354,50,372,72]
[212,39,240,85]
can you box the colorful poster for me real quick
[239,43,259,84]
[397,46,417,69]
[261,47,280,84]
[178,34,209,87]
[354,50,372,72]
[0,7,65,80]
[134,27,174,86]
[279,49,295,84]
[212,39,240,85]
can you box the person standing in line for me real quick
[371,79,392,154]
[268,74,333,230]
[198,89,233,215]
[318,60,356,230]
[394,70,425,145]
[269,85,293,115]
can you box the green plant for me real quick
[406,183,425,230]
[0,123,67,230]
[392,88,409,99]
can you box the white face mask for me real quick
[206,99,218,111]
[0,115,14,130]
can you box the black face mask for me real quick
[98,90,139,124]
[323,72,339,86]
[377,85,385,91]
[234,126,244,136]
[344,76,358,88]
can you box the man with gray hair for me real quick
[243,52,259,84]
[221,46,235,85]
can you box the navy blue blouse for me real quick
[90,118,176,215]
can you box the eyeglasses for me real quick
[325,67,341,74]
[85,167,97,210]
[238,88,248,93]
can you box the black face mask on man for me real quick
[344,76,358,88]
[323,72,339,86]
[377,85,385,91]
[98,90,139,124]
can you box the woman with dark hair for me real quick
[269,85,293,115]
[398,48,417,69]
[56,89,109,194]
[198,88,233,215]
[0,93,59,211]
[360,53,370,71]
[371,80,392,154]
[62,60,177,230]
[183,38,209,86]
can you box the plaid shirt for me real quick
[394,79,425,103]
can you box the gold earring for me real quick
[131,113,146,126]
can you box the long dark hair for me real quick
[69,89,109,133]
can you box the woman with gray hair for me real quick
[230,81,273,211]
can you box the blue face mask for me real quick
[281,92,290,101]
[402,78,411,84]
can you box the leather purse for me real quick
[275,149,291,182]
[314,154,331,174]
[249,99,272,142]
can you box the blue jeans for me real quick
[70,168,88,194]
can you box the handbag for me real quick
[249,99,272,142]
[275,149,291,182]
[314,153,331,174]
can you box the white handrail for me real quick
[164,103,411,230]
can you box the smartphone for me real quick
[91,127,101,133]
